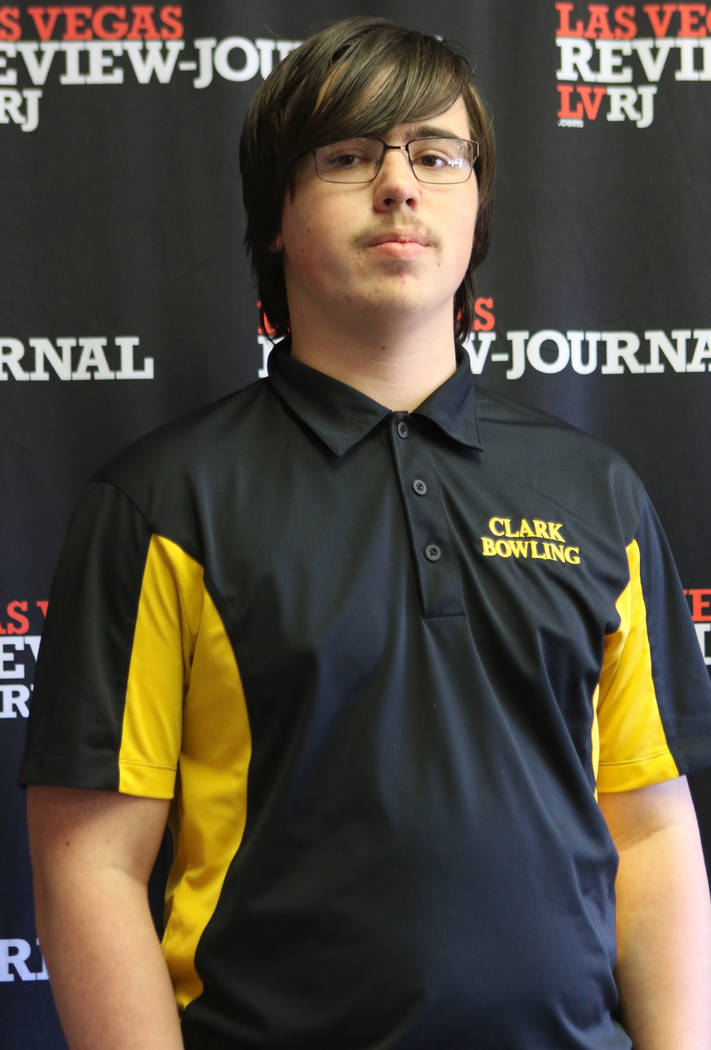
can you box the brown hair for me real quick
[239,16,495,340]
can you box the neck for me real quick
[288,309,458,412]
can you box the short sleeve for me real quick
[596,495,711,792]
[20,481,203,798]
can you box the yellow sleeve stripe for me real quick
[595,538,679,792]
[117,535,253,1011]
[163,586,252,1012]
[118,535,204,798]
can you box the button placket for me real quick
[389,414,463,619]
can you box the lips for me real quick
[367,229,431,247]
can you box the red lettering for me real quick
[160,5,182,39]
[23,3,181,40]
[679,2,708,35]
[36,601,48,619]
[685,588,711,621]
[578,85,608,118]
[556,3,637,38]
[257,302,277,336]
[126,5,160,39]
[26,5,62,40]
[557,84,584,119]
[614,5,638,37]
[0,601,30,635]
[473,297,495,332]
[643,3,678,36]
[586,5,616,39]
[63,4,92,40]
[8,600,30,634]
[556,1,585,35]
[0,6,21,41]
[92,5,127,39]
[557,84,607,119]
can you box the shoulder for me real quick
[473,383,648,541]
[85,379,278,552]
[99,379,269,486]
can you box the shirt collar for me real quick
[267,340,483,456]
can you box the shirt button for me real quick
[412,478,428,496]
[396,421,409,439]
[424,543,442,562]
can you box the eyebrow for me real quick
[395,123,463,140]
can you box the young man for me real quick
[22,17,711,1050]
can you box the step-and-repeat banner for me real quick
[1,2,709,1045]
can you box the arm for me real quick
[27,785,184,1050]
[598,776,711,1050]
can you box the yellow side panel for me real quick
[161,585,252,1012]
[118,535,252,1010]
[596,538,679,792]
[118,535,203,797]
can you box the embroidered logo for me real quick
[481,518,581,565]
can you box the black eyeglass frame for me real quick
[311,136,480,186]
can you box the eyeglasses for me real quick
[312,137,479,185]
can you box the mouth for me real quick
[367,229,431,248]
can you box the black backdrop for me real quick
[1,3,710,1045]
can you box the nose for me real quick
[372,146,421,212]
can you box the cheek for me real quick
[451,192,478,268]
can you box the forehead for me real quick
[306,56,473,149]
[381,96,471,141]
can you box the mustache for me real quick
[352,223,438,250]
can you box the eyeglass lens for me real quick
[314,138,477,184]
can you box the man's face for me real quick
[274,96,478,338]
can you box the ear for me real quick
[271,232,284,253]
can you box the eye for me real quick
[318,140,373,171]
[410,138,467,171]
[417,151,450,169]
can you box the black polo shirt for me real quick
[22,344,711,1049]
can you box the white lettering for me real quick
[28,337,75,381]
[688,330,711,372]
[86,41,124,85]
[0,684,31,719]
[1,337,154,381]
[506,331,529,380]
[557,38,595,81]
[569,330,599,374]
[192,37,215,89]
[257,334,273,378]
[490,329,709,378]
[115,335,154,379]
[645,330,691,373]
[525,329,570,374]
[0,940,49,983]
[694,623,711,666]
[58,41,85,85]
[0,636,41,679]
[123,40,184,84]
[16,42,60,85]
[634,38,675,82]
[72,337,115,381]
[0,338,29,380]
[212,36,260,82]
[0,87,41,132]
[557,37,709,83]
[462,331,498,374]
[601,332,644,374]
[606,85,657,128]
[0,43,17,85]
[596,40,633,83]
[255,37,276,79]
